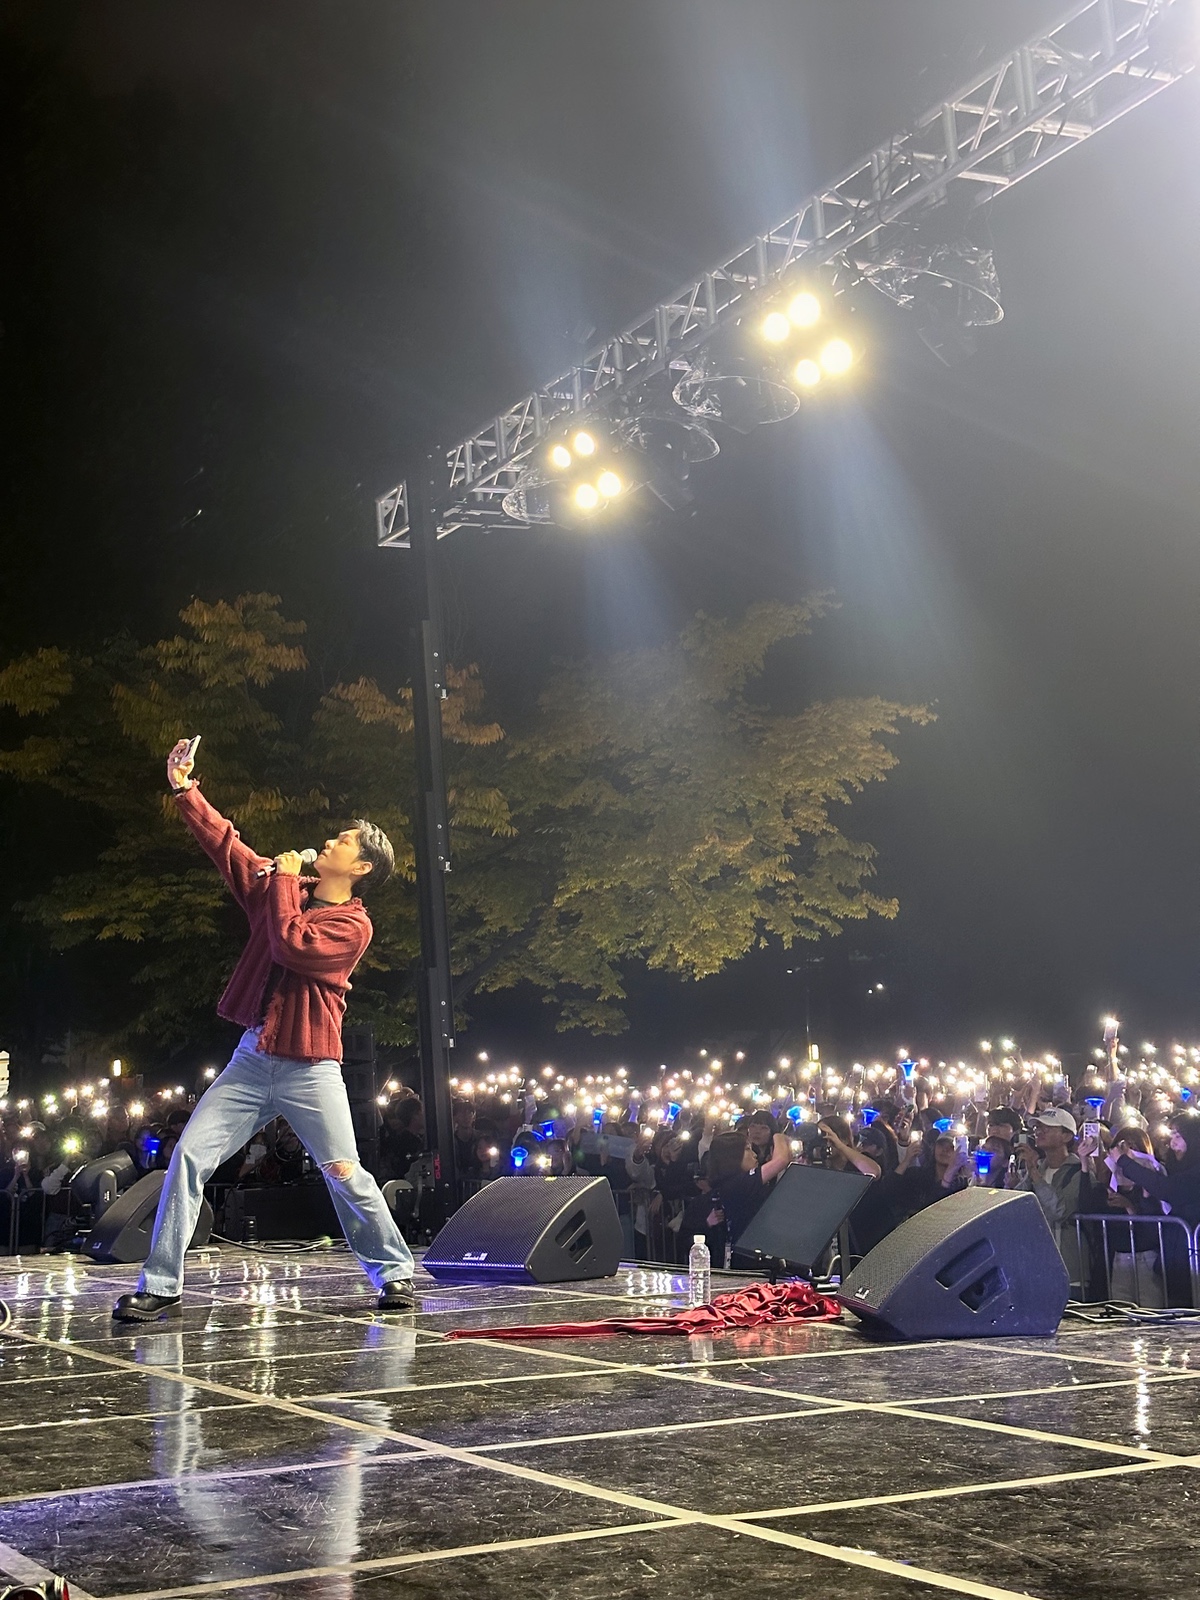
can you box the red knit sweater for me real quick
[174,784,372,1062]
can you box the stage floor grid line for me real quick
[2,1248,1200,1599]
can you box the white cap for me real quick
[694,1234,706,1244]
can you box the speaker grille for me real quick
[424,1175,622,1283]
[839,1188,1069,1339]
[842,1187,1014,1307]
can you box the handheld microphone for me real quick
[256,848,318,879]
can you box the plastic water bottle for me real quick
[688,1234,711,1307]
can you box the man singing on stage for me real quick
[113,738,416,1321]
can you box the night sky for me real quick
[4,1,1199,1068]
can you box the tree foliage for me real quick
[0,593,929,1047]
[450,597,931,1030]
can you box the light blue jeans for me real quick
[139,1028,415,1295]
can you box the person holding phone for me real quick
[1014,1108,1089,1288]
[111,739,416,1322]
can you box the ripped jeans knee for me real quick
[322,1159,357,1182]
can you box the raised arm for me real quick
[758,1132,793,1185]
[264,872,371,979]
[170,774,272,914]
[819,1122,882,1180]
[1116,1153,1171,1204]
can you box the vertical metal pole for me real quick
[406,461,457,1210]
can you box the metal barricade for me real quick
[637,1192,678,1265]
[1069,1212,1200,1308]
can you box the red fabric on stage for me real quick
[445,1278,841,1340]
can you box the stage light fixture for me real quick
[858,231,1002,366]
[574,483,601,511]
[614,412,718,511]
[572,430,596,456]
[819,337,854,375]
[793,358,822,388]
[673,343,799,434]
[548,443,572,470]
[788,290,821,327]
[596,469,622,498]
[761,310,791,343]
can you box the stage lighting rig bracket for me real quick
[377,0,1192,545]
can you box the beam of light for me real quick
[788,291,821,327]
[819,337,854,375]
[794,357,821,388]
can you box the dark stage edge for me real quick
[2,1250,1199,1599]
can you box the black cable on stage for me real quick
[1061,1298,1200,1326]
[0,1298,11,1333]
[208,1232,352,1255]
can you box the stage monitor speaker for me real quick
[424,1175,622,1284]
[734,1163,872,1271]
[85,1170,214,1265]
[838,1187,1070,1340]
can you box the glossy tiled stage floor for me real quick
[2,1250,1200,1599]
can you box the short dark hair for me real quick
[742,1110,776,1134]
[988,1108,1023,1137]
[393,1096,423,1130]
[351,818,394,894]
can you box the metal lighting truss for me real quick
[378,0,1191,546]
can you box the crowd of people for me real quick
[431,1070,1200,1305]
[5,1058,1200,1307]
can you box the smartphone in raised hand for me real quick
[167,735,201,793]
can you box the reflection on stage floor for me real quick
[2,1247,1199,1599]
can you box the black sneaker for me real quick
[377,1279,416,1311]
[113,1291,182,1322]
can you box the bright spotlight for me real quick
[819,337,854,375]
[793,358,821,388]
[572,431,596,456]
[574,482,601,511]
[548,443,572,470]
[787,291,821,327]
[761,311,791,343]
[596,469,622,498]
